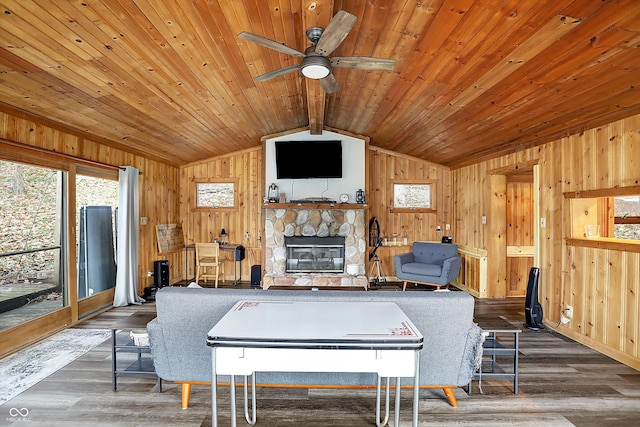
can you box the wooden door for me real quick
[506,177,534,297]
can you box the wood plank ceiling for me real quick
[0,0,639,168]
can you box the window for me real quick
[76,174,119,299]
[0,160,66,331]
[193,179,238,211]
[391,180,435,212]
[614,196,640,240]
[566,187,640,242]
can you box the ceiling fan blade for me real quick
[315,10,357,56]
[331,57,397,71]
[254,64,300,82]
[238,32,305,58]
[319,73,339,94]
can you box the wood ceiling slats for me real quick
[0,1,218,160]
[348,2,437,136]
[268,0,306,123]
[0,0,638,167]
[372,0,531,148]
[446,25,640,154]
[126,0,257,148]
[220,0,307,133]
[398,13,583,157]
[330,0,400,132]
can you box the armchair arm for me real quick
[394,252,414,274]
[441,255,462,282]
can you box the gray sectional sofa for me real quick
[147,287,483,409]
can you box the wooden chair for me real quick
[195,243,224,287]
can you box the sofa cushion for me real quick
[402,262,442,276]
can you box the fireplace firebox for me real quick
[284,236,345,273]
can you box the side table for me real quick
[111,329,162,392]
[469,328,520,394]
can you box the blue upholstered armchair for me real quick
[394,242,462,291]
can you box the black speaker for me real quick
[251,265,261,287]
[154,260,169,288]
[525,267,544,330]
[235,245,246,261]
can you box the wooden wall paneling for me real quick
[239,149,263,268]
[547,139,565,321]
[606,250,624,350]
[621,117,640,188]
[596,124,613,190]
[179,147,263,282]
[365,147,451,278]
[581,127,598,191]
[609,119,625,187]
[454,113,640,369]
[506,258,533,297]
[488,174,507,298]
[476,163,487,249]
[378,147,450,242]
[582,247,596,341]
[533,164,540,268]
[505,181,534,296]
[375,246,407,279]
[594,248,609,344]
[565,244,578,329]
[624,253,640,357]
[453,166,462,243]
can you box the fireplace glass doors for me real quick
[285,236,345,273]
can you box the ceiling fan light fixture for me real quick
[300,55,331,79]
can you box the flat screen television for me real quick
[275,140,342,179]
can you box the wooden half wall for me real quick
[453,112,640,370]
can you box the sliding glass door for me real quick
[0,160,67,332]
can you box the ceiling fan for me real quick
[237,10,396,94]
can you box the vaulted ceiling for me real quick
[1,1,639,168]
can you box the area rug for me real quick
[0,328,111,404]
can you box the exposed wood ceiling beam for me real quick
[302,0,334,134]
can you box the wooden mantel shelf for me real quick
[263,203,369,210]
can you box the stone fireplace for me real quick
[263,207,368,289]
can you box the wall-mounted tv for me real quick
[275,140,342,179]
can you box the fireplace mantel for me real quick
[263,203,368,210]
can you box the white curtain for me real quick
[113,166,145,307]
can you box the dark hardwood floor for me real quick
[2,285,640,426]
